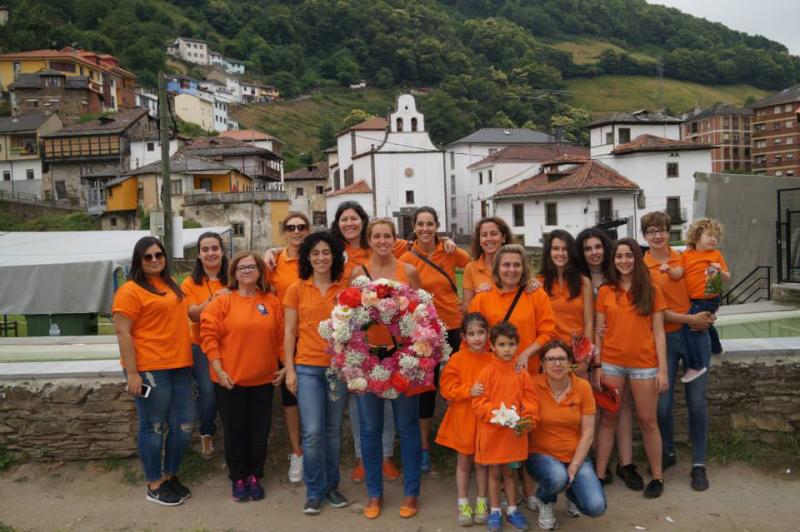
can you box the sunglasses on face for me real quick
[285,224,308,233]
[143,252,165,262]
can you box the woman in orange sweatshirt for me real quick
[400,206,471,472]
[200,251,285,503]
[436,313,492,527]
[113,236,194,507]
[472,322,538,532]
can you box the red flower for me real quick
[390,373,410,393]
[338,287,363,308]
[407,300,419,312]
[376,284,394,299]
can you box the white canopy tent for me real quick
[0,227,230,314]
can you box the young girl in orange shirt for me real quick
[436,313,492,527]
[473,322,538,532]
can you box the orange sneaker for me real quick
[350,461,365,483]
[382,459,401,481]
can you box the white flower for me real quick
[318,321,334,340]
[369,365,391,381]
[398,355,419,369]
[416,289,433,305]
[490,402,521,428]
[332,305,353,322]
[348,377,368,392]
[351,276,371,289]
[398,315,416,336]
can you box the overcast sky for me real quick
[647,0,800,55]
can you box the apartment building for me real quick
[683,104,752,173]
[750,84,800,177]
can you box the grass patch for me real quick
[566,75,768,116]
[553,38,656,65]
[708,430,758,465]
[0,523,16,532]
[177,449,217,484]
[0,445,16,471]
[100,457,125,471]
[122,463,143,486]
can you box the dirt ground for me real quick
[0,458,797,532]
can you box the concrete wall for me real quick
[184,199,285,253]
[694,172,799,288]
[590,123,682,157]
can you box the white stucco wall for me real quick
[130,139,179,170]
[325,192,375,225]
[590,123,682,157]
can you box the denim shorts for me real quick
[601,362,658,380]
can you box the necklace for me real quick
[549,380,570,402]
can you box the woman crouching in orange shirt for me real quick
[201,251,285,503]
[526,341,605,530]
[593,238,668,498]
[435,313,492,527]
[113,236,194,507]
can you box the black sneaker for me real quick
[616,463,644,491]
[304,498,322,515]
[325,488,349,508]
[691,466,709,491]
[165,476,191,500]
[643,479,664,499]
[663,453,677,472]
[246,475,265,501]
[146,483,183,506]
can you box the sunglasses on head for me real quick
[143,252,165,262]
[285,223,308,233]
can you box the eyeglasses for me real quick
[143,252,165,262]
[236,264,258,272]
[285,224,308,233]
[543,356,569,365]
[645,229,667,237]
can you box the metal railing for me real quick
[595,209,619,223]
[722,265,772,305]
[667,207,687,224]
[183,188,288,205]
[0,189,82,210]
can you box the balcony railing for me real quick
[596,209,619,223]
[234,164,282,180]
[666,207,687,224]
[183,187,288,206]
[10,146,38,157]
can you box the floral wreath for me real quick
[319,276,452,399]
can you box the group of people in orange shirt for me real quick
[112,202,728,531]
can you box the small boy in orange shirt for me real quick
[473,322,538,532]
[437,313,492,527]
[679,218,731,382]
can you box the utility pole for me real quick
[656,58,665,111]
[158,72,172,255]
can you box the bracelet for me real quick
[592,364,602,369]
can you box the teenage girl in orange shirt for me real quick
[436,312,492,527]
[112,236,194,507]
[181,232,230,460]
[593,238,668,499]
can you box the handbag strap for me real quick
[411,248,459,295]
[502,286,525,322]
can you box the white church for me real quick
[326,94,447,238]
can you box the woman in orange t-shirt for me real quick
[526,341,605,529]
[462,217,512,312]
[350,219,424,520]
[181,231,229,459]
[264,211,310,484]
[593,238,668,499]
[112,236,193,507]
[282,231,350,512]
[200,251,285,502]
[399,206,471,472]
[539,230,593,371]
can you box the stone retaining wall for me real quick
[1,352,798,461]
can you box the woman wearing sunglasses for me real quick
[112,236,194,506]
[200,251,285,502]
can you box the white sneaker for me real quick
[565,500,581,518]
[288,453,303,483]
[538,502,558,530]
[680,367,708,384]
[525,495,541,512]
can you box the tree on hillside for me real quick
[318,121,336,152]
[342,109,373,129]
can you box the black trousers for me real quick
[215,382,274,481]
[419,328,461,419]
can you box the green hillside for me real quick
[552,39,656,65]
[567,76,769,116]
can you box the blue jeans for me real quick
[686,296,721,368]
[525,454,606,517]
[128,366,196,482]
[191,344,216,436]
[349,394,394,458]
[296,365,348,500]
[356,392,421,498]
[657,330,709,465]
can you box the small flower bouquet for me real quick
[490,402,533,435]
[704,265,723,296]
[571,335,597,364]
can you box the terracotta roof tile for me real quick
[348,117,387,131]
[468,144,588,169]
[219,129,283,143]
[611,134,712,155]
[326,180,372,197]
[284,161,329,181]
[495,160,639,198]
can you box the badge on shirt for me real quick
[256,303,269,315]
